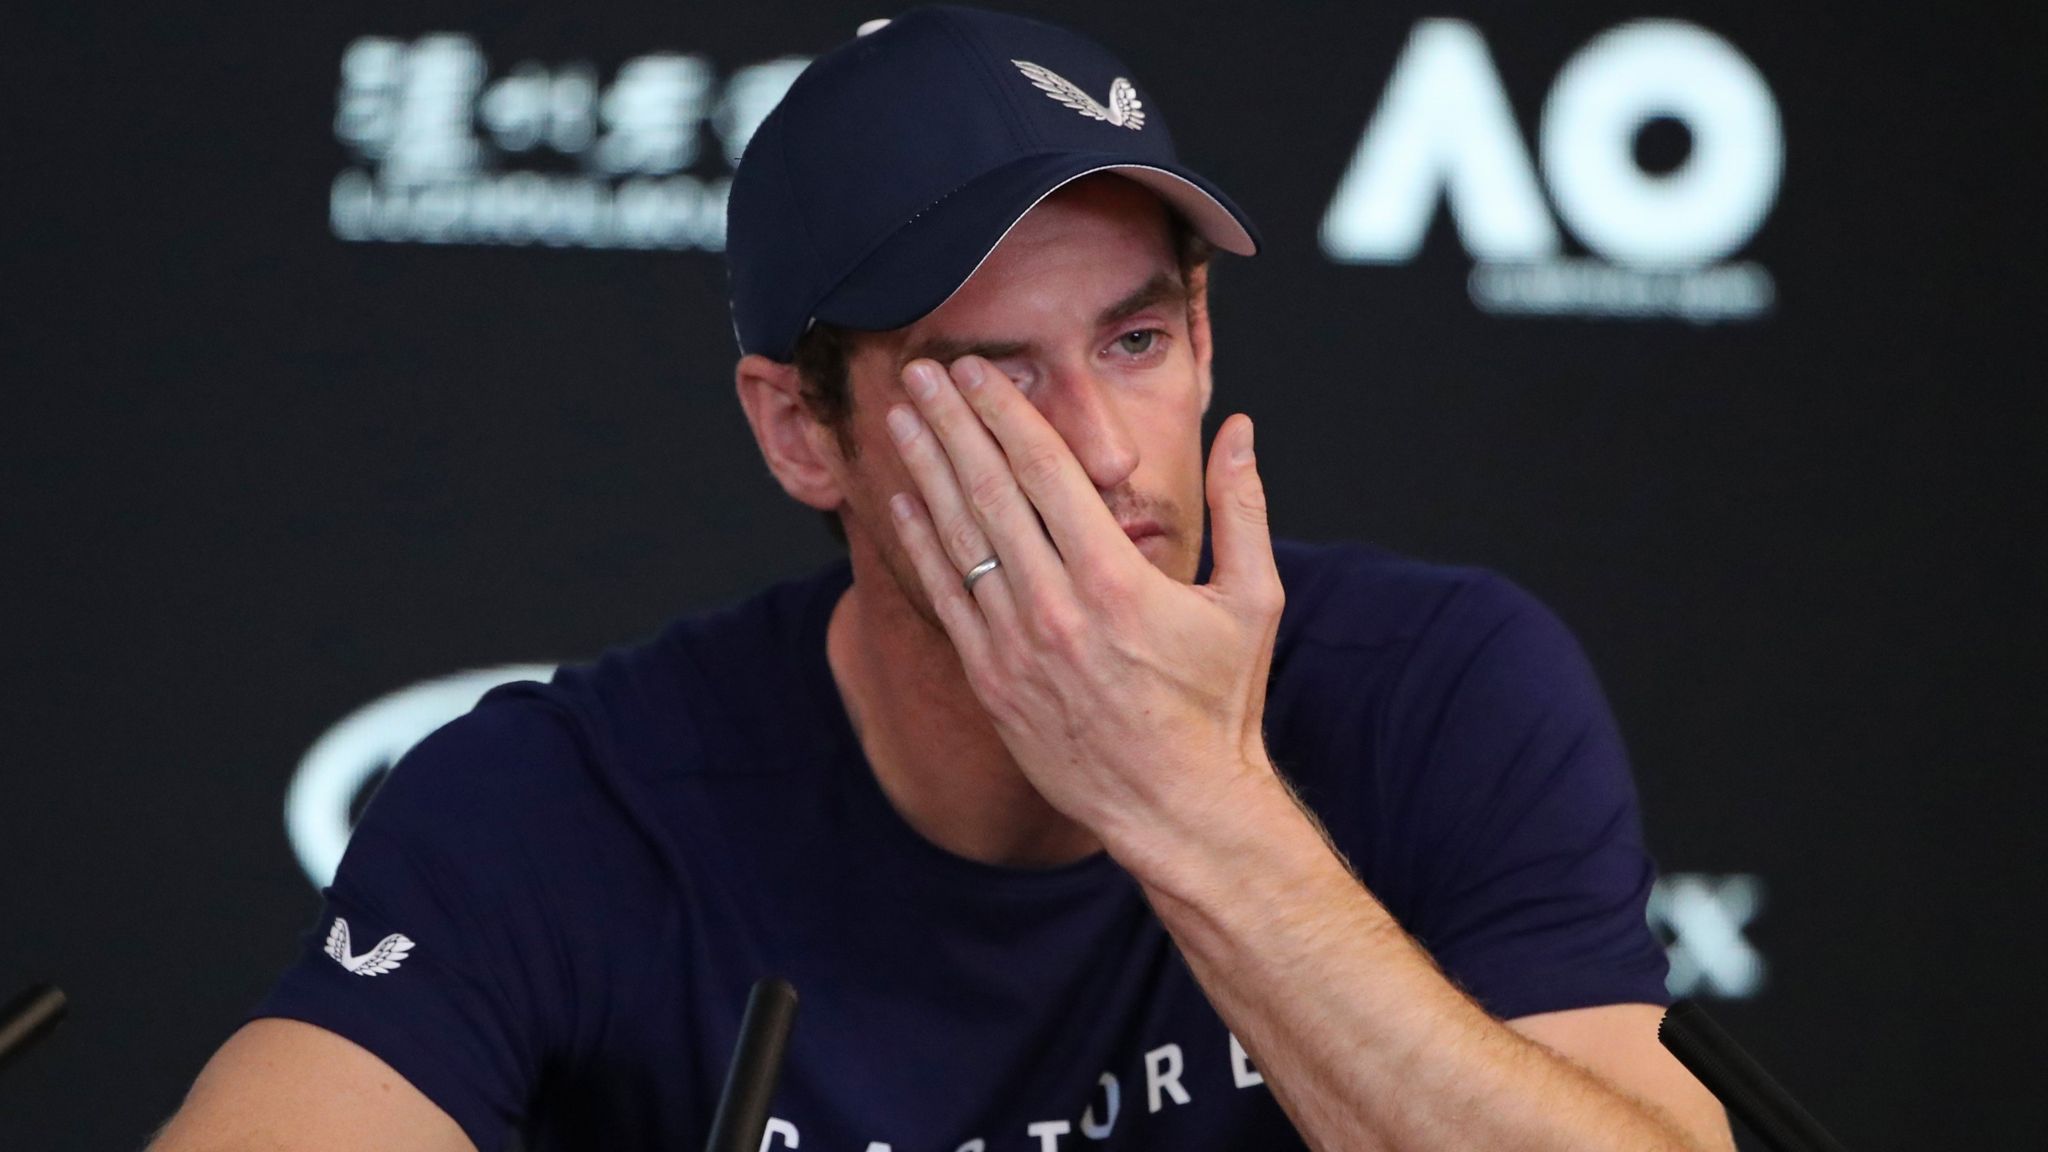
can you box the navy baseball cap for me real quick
[726,5,1261,361]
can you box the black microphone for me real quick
[705,978,800,1152]
[0,984,67,1075]
[1659,999,1849,1152]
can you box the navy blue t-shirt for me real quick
[253,540,1669,1152]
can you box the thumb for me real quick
[1205,415,1281,606]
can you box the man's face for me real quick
[828,176,1215,620]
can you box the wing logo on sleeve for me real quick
[1011,60,1145,130]
[324,917,416,976]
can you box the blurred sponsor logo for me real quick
[329,35,806,250]
[1651,873,1766,999]
[285,664,555,887]
[1321,19,1782,323]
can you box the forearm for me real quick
[1116,771,1710,1152]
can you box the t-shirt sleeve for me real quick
[251,696,598,1152]
[1382,573,1671,1021]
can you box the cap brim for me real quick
[809,153,1259,336]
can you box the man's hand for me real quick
[885,356,1733,1152]
[883,354,1285,863]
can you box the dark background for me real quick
[5,1,2043,1148]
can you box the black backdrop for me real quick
[5,2,2044,1148]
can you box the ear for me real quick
[734,353,845,513]
[1187,259,1215,413]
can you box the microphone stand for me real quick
[704,978,800,1152]
[0,984,67,1075]
[1660,999,1850,1152]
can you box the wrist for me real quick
[1106,756,1356,925]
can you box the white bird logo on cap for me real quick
[1011,60,1145,130]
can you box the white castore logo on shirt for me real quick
[1012,60,1145,130]
[324,917,416,976]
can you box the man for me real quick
[154,8,1733,1151]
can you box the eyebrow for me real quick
[1095,270,1187,330]
[898,270,1188,369]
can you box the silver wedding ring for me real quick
[961,555,1002,592]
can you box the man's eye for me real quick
[1115,329,1161,356]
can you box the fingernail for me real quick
[890,493,915,521]
[906,362,941,400]
[1233,420,1256,464]
[886,405,920,444]
[954,357,984,390]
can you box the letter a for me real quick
[1320,19,1559,264]
[760,1118,799,1152]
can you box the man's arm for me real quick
[882,353,1732,1151]
[1135,772,1733,1152]
[149,1019,475,1152]
[1510,1004,1735,1145]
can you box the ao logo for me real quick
[1321,19,1783,317]
[285,664,555,887]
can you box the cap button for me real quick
[855,18,891,37]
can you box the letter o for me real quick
[1539,20,1782,268]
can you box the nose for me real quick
[1038,366,1140,494]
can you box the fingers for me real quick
[1204,415,1283,618]
[894,359,1066,593]
[889,491,996,668]
[942,356,1130,576]
[886,399,1021,636]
